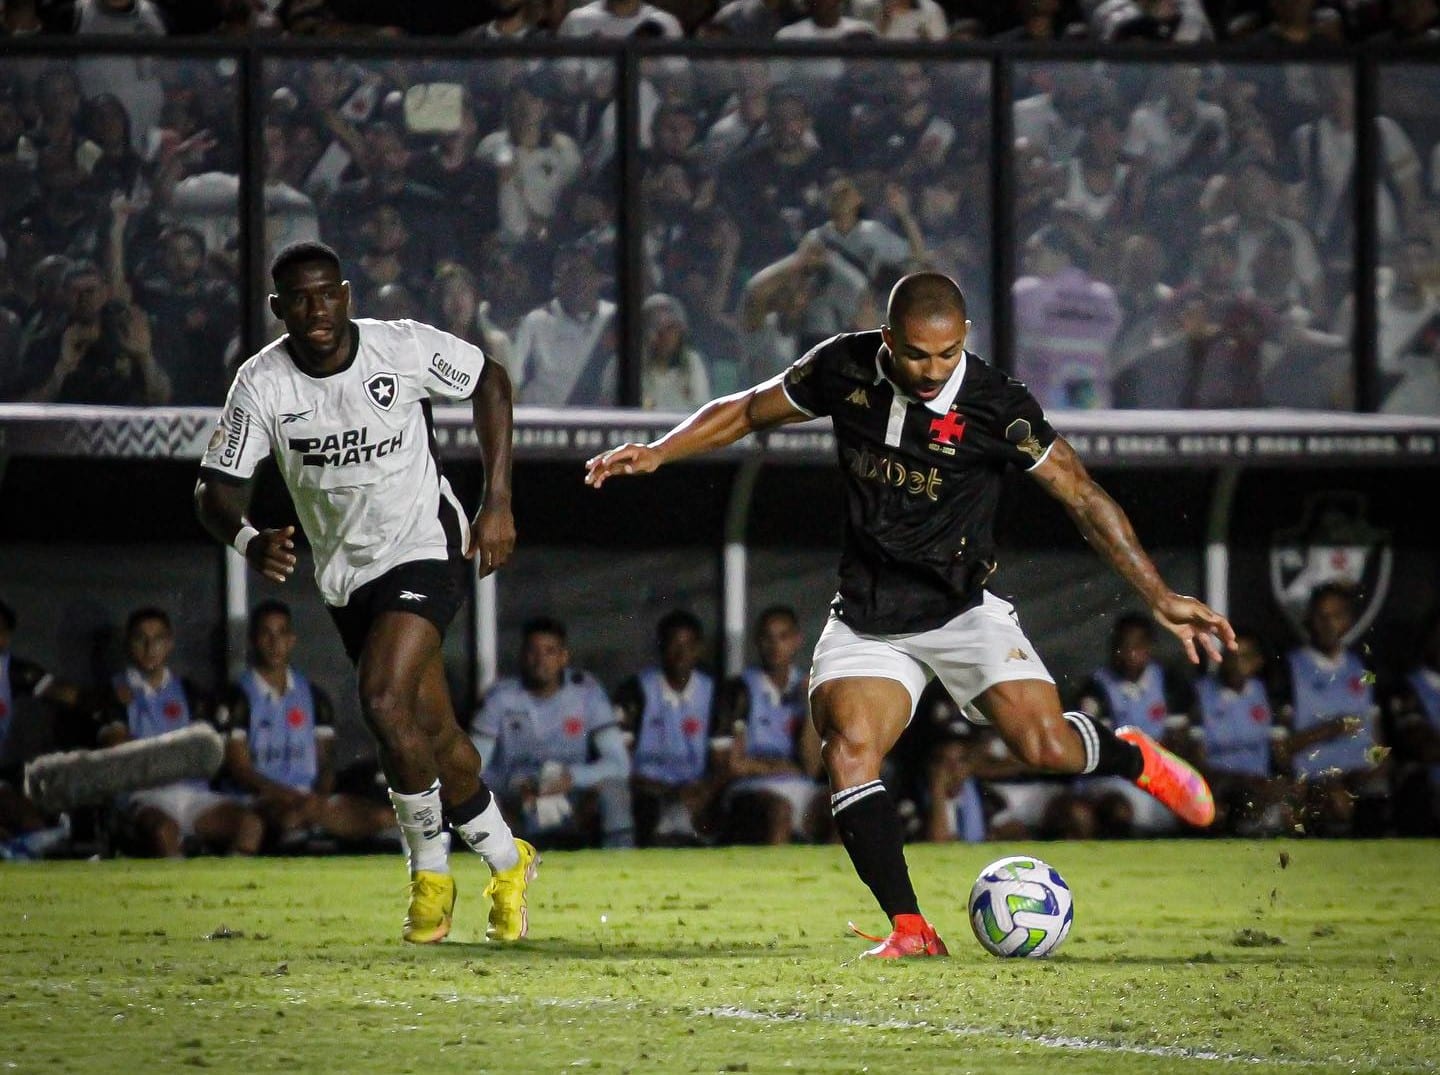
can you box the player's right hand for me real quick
[248,525,297,584]
[584,443,661,488]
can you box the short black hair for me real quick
[657,608,703,645]
[755,604,797,631]
[886,271,967,327]
[249,599,293,639]
[270,239,341,289]
[522,616,568,645]
[0,598,15,632]
[1111,612,1155,642]
[126,606,171,637]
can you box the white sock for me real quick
[453,793,520,874]
[388,781,450,874]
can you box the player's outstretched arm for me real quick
[194,475,297,584]
[1028,437,1236,665]
[469,359,516,578]
[584,377,808,489]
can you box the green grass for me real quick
[3,840,1438,1075]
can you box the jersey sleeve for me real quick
[406,320,487,402]
[989,375,1058,472]
[200,370,271,482]
[779,337,837,418]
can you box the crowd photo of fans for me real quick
[1,2,1438,414]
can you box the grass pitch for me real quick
[3,840,1437,1075]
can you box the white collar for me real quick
[659,671,699,706]
[251,666,296,700]
[873,347,969,415]
[126,666,173,696]
[754,664,801,702]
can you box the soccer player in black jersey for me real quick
[587,272,1234,959]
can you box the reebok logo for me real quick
[844,388,870,408]
[1005,647,1030,662]
[399,591,427,602]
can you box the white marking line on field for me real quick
[697,1006,1308,1067]
[420,992,1424,1071]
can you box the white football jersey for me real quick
[201,318,487,606]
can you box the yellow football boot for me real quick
[483,839,539,941]
[402,870,456,944]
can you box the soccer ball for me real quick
[967,854,1073,959]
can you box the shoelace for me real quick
[846,921,889,943]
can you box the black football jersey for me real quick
[781,330,1058,634]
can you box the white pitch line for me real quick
[696,1005,1312,1068]
[416,991,1429,1072]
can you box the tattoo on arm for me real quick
[1034,440,1167,606]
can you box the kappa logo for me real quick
[398,590,427,602]
[280,408,314,425]
[365,372,398,411]
[844,388,871,408]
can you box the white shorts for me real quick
[127,783,235,837]
[808,592,1054,717]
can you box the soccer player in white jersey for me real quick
[195,240,536,944]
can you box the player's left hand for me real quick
[584,443,661,488]
[1151,593,1237,665]
[468,501,515,578]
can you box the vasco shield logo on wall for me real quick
[364,372,398,411]
[1269,491,1392,646]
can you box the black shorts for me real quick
[326,555,469,664]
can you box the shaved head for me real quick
[886,272,967,328]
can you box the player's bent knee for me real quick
[1007,722,1073,771]
[820,733,885,787]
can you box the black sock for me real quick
[830,781,920,920]
[445,782,494,828]
[1063,711,1143,779]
